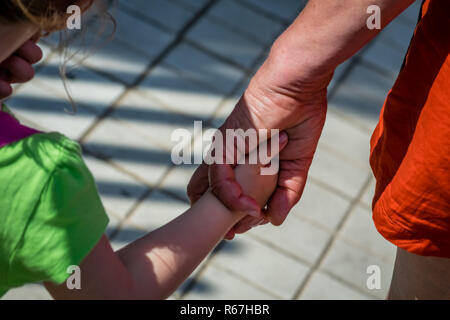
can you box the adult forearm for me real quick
[264,0,415,87]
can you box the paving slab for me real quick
[6,80,99,140]
[186,17,266,68]
[328,63,395,132]
[298,271,374,300]
[210,235,310,299]
[248,214,331,265]
[208,0,284,45]
[184,264,275,300]
[397,0,421,26]
[107,5,175,58]
[241,0,306,22]
[1,284,52,300]
[320,238,395,299]
[360,178,376,209]
[139,65,225,117]
[163,42,246,94]
[82,118,172,186]
[160,164,198,203]
[290,181,351,232]
[33,61,126,114]
[75,35,152,85]
[83,154,148,219]
[378,14,416,52]
[361,37,408,79]
[118,0,195,32]
[338,205,397,264]
[128,190,190,231]
[308,144,370,199]
[111,89,200,152]
[170,0,210,11]
[318,111,372,168]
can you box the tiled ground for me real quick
[2,0,422,300]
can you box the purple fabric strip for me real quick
[0,110,40,148]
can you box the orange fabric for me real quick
[370,0,450,258]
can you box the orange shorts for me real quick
[370,0,450,258]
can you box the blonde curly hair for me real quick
[1,1,94,32]
[0,1,114,111]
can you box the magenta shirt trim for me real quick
[0,108,40,148]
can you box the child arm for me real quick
[45,133,287,299]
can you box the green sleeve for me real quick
[7,140,109,287]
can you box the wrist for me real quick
[202,190,246,222]
[264,38,334,94]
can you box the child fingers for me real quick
[15,40,43,64]
[0,56,35,83]
[234,225,252,235]
[0,79,12,99]
[224,229,235,240]
[31,31,42,43]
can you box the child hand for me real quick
[0,38,42,99]
[232,131,289,207]
[218,131,288,238]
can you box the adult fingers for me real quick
[265,162,308,226]
[209,162,261,217]
[258,131,288,171]
[187,164,210,205]
[233,215,266,234]
[223,132,288,237]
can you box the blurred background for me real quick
[2,0,422,300]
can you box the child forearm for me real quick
[45,190,244,300]
[115,190,244,299]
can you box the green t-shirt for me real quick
[0,111,108,297]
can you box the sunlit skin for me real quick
[44,136,288,299]
[187,0,450,299]
[1,0,449,299]
[189,0,416,237]
[0,0,92,99]
[0,5,292,300]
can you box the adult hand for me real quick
[0,35,43,100]
[188,44,333,239]
[187,0,415,239]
